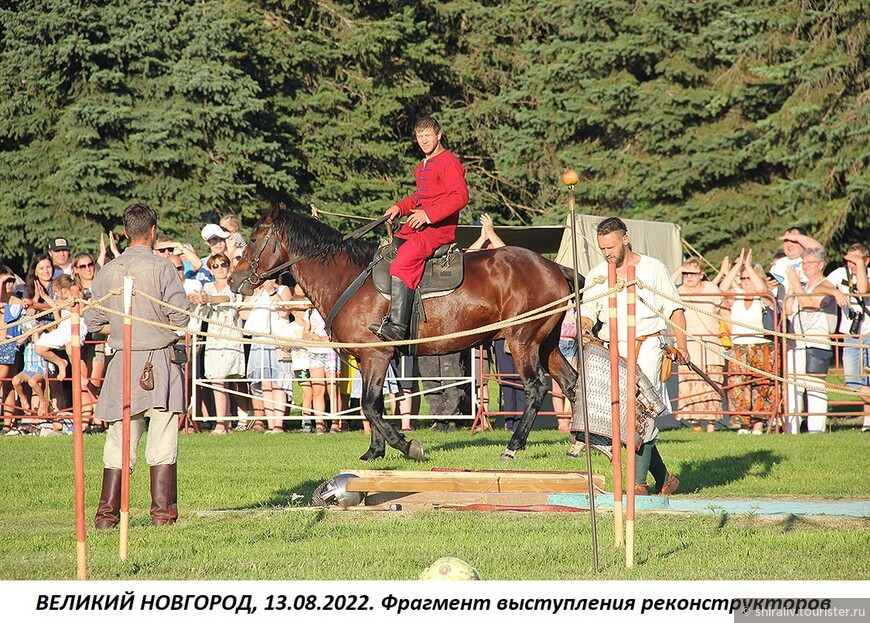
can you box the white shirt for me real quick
[581,255,683,343]
[826,265,870,335]
[771,255,806,288]
[306,308,334,354]
[730,293,769,345]
[182,279,203,332]
[789,280,837,350]
[243,286,288,335]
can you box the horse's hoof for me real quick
[407,439,425,462]
[359,450,385,462]
[500,449,517,461]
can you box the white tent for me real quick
[554,214,683,274]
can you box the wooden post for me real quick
[608,263,624,547]
[120,276,133,561]
[70,302,87,579]
[625,265,637,568]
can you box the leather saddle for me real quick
[323,238,465,338]
[372,239,464,300]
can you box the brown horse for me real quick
[229,205,580,461]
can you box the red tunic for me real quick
[390,150,468,288]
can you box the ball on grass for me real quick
[419,557,481,581]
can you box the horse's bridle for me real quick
[237,222,302,291]
[238,212,390,292]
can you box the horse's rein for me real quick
[341,213,389,241]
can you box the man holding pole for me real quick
[84,203,191,528]
[576,217,686,495]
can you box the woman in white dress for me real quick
[240,277,293,433]
[190,253,245,435]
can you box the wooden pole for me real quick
[564,172,599,573]
[608,263,624,547]
[120,276,133,561]
[625,265,637,568]
[70,302,87,580]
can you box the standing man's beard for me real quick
[608,247,626,267]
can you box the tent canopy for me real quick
[554,215,682,275]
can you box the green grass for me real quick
[0,425,868,580]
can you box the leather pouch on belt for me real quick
[139,352,155,391]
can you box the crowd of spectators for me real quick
[673,227,870,434]
[5,213,867,439]
[0,214,512,438]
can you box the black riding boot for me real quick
[370,277,414,342]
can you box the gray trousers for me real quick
[103,408,179,471]
[418,353,464,417]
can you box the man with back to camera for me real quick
[369,116,469,342]
[83,203,191,528]
[575,217,688,495]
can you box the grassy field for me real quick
[0,421,868,581]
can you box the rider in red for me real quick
[370,117,469,342]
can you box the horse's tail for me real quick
[558,264,585,293]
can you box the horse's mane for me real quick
[272,209,377,268]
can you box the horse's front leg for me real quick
[501,364,548,460]
[359,408,386,462]
[359,370,424,462]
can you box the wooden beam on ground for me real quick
[342,470,605,494]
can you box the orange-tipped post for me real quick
[608,262,624,547]
[71,302,87,579]
[625,265,637,568]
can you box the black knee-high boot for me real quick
[370,277,414,342]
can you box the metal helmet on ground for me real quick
[315,473,364,507]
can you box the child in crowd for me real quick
[220,213,247,259]
[34,274,86,383]
[274,302,298,430]
[12,316,60,434]
[0,268,26,435]
[306,305,342,433]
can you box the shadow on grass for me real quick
[228,479,328,510]
[677,449,783,493]
[429,433,569,454]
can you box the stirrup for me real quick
[369,316,389,337]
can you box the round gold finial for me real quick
[561,169,579,186]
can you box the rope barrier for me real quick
[8,272,868,420]
[74,275,614,352]
[633,278,868,398]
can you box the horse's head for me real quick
[228,204,288,296]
